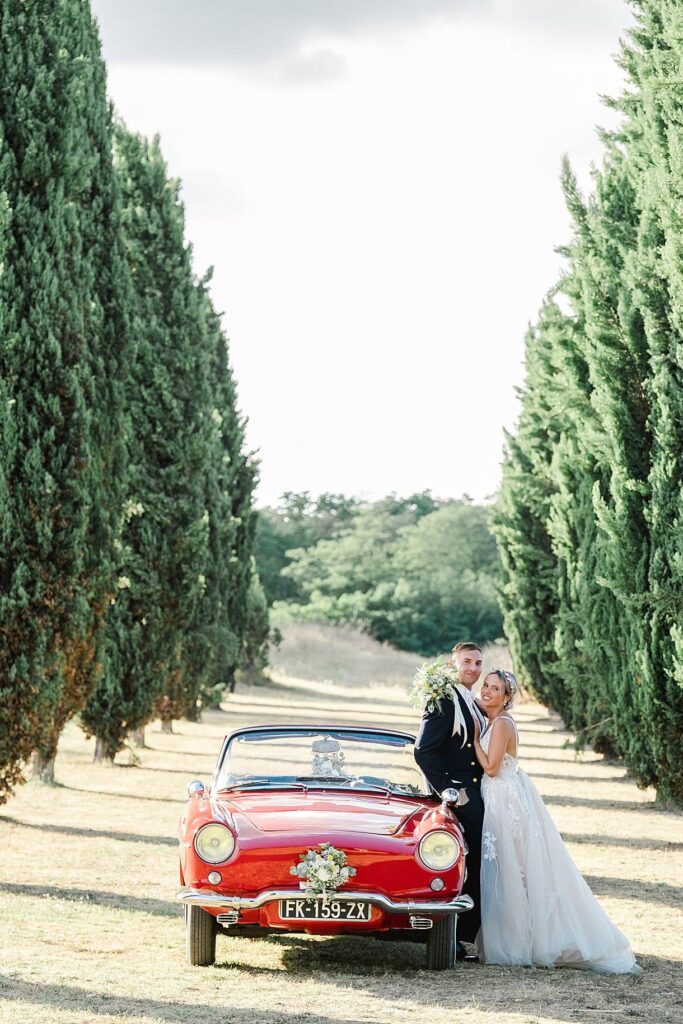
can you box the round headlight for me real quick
[194,823,236,864]
[418,830,460,871]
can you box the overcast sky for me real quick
[91,0,634,507]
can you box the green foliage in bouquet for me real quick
[290,843,357,897]
[408,660,458,713]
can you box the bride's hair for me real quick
[488,668,518,709]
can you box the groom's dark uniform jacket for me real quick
[414,690,484,944]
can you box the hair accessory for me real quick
[503,671,518,696]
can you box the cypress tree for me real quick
[613,0,683,801]
[81,126,212,757]
[497,0,683,803]
[240,572,271,679]
[498,157,653,773]
[186,277,258,706]
[493,307,564,713]
[0,0,128,795]
[551,155,649,761]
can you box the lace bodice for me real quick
[480,715,519,778]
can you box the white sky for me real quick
[92,0,634,507]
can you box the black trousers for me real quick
[453,784,484,943]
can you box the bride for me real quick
[472,668,641,974]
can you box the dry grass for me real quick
[1,625,681,1024]
[268,621,426,687]
[268,622,514,690]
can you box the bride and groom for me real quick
[414,641,641,973]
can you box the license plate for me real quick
[278,898,371,921]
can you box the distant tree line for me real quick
[494,0,683,805]
[255,492,503,655]
[0,0,265,802]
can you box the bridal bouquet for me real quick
[409,659,458,712]
[290,842,356,898]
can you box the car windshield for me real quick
[214,728,429,797]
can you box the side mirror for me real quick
[187,780,205,798]
[441,786,469,810]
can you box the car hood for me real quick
[220,790,430,837]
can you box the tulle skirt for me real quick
[476,764,641,974]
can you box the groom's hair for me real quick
[452,641,481,654]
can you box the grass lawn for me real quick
[0,629,681,1024]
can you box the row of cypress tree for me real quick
[0,0,262,801]
[494,0,683,806]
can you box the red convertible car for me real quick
[176,724,473,970]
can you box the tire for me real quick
[426,915,456,970]
[185,904,217,966]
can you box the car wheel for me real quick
[185,904,217,966]
[426,915,456,970]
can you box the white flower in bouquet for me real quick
[290,842,357,897]
[409,658,458,712]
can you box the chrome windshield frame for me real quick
[211,724,430,798]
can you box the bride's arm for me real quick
[473,718,514,778]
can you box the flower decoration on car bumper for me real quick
[290,842,356,899]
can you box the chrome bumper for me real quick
[176,886,473,916]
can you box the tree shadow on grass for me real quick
[516,725,568,736]
[0,952,677,1023]
[217,931,426,976]
[516,737,582,751]
[0,816,176,847]
[520,751,599,764]
[0,882,180,917]
[61,784,183,805]
[219,933,664,1012]
[0,976,370,1024]
[542,795,658,813]
[133,764,216,777]
[515,715,560,725]
[141,746,224,759]
[220,935,673,1019]
[221,704,416,728]
[583,875,683,906]
[226,697,417,719]
[240,679,409,712]
[561,833,683,853]
[527,770,631,784]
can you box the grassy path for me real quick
[0,661,681,1024]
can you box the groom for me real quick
[414,640,486,953]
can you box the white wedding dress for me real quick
[476,716,641,973]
